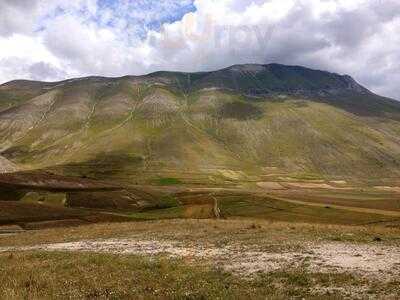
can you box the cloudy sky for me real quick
[0,0,399,99]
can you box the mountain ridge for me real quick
[0,63,399,183]
[0,63,372,97]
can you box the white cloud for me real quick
[0,0,399,100]
[0,34,64,83]
[0,0,39,36]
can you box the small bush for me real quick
[154,177,182,186]
[153,196,180,209]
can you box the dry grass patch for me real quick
[1,219,399,248]
[1,251,399,299]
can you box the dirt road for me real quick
[273,196,400,217]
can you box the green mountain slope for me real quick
[1,64,400,182]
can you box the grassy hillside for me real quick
[0,64,400,183]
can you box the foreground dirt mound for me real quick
[66,190,140,210]
[0,201,86,225]
[0,171,122,201]
[0,201,133,228]
[0,171,121,192]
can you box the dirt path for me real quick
[0,225,24,237]
[272,196,400,217]
[1,238,399,279]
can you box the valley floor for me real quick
[1,219,399,299]
[2,171,400,299]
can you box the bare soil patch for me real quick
[286,182,337,189]
[257,182,285,190]
[2,238,399,279]
[375,186,400,193]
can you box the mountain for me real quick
[1,63,400,183]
